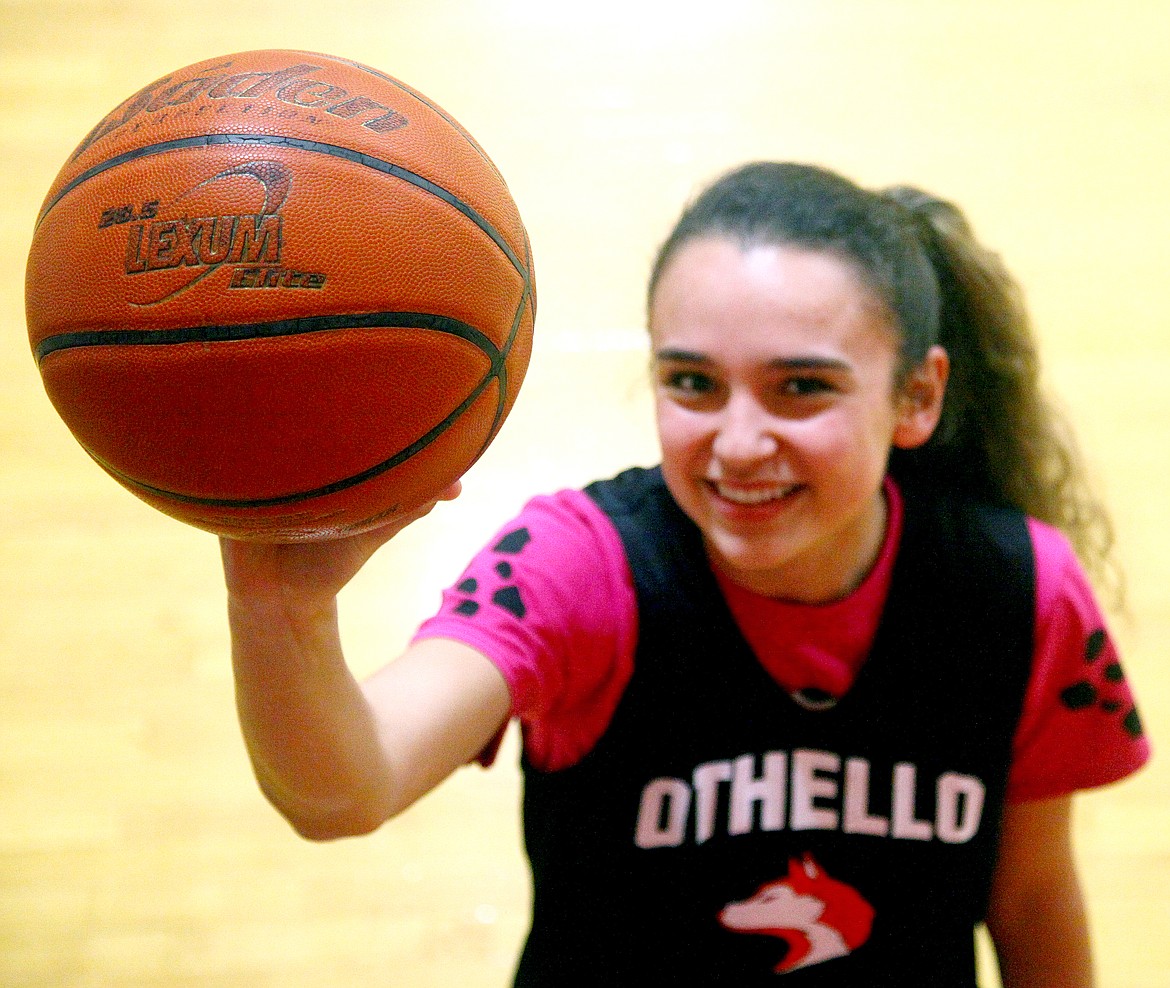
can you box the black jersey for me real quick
[516,466,1033,986]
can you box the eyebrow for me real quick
[653,347,853,372]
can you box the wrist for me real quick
[226,587,343,671]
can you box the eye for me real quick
[662,369,717,396]
[780,375,834,398]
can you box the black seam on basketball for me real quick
[490,235,535,437]
[469,232,535,460]
[484,282,528,440]
[88,352,505,509]
[34,311,500,364]
[304,52,507,184]
[35,134,525,277]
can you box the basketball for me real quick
[25,50,535,541]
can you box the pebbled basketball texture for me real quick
[26,50,535,540]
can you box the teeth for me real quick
[714,483,797,505]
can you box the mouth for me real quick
[708,480,803,507]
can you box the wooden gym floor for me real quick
[1,2,1167,985]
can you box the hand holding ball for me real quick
[26,50,534,540]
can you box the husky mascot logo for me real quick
[719,854,874,974]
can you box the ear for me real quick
[892,345,949,450]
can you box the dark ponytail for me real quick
[883,186,1117,596]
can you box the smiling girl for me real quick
[221,162,1149,986]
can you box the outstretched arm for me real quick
[986,795,1093,988]
[222,488,511,841]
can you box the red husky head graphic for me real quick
[718,854,874,974]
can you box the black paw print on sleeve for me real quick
[1059,628,1144,740]
[452,528,531,620]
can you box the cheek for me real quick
[784,413,856,465]
[654,403,712,519]
[792,409,895,482]
[654,401,707,461]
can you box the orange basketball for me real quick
[26,50,535,541]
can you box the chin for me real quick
[705,534,801,588]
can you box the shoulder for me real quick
[419,484,633,643]
[503,484,630,557]
[585,464,705,565]
[584,465,671,517]
[1007,517,1151,800]
[898,485,1033,578]
[413,482,640,770]
[1026,516,1116,663]
[1027,517,1090,618]
[898,488,1036,644]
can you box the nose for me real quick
[711,392,779,468]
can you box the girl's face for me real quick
[650,238,947,603]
